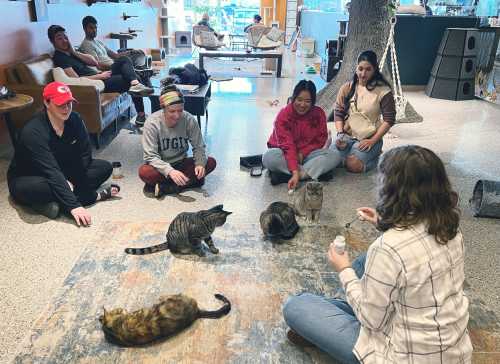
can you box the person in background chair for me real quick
[7,82,120,226]
[48,24,154,127]
[197,13,224,40]
[244,14,264,33]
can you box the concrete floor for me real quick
[0,52,499,363]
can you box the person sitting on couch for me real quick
[79,16,160,125]
[138,84,216,198]
[48,24,154,126]
[7,82,120,226]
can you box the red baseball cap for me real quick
[43,82,77,106]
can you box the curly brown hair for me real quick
[375,145,459,244]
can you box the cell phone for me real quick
[250,166,263,177]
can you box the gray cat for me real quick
[260,202,300,241]
[292,181,323,223]
[125,205,232,257]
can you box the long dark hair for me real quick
[291,79,317,106]
[375,145,460,244]
[344,50,391,114]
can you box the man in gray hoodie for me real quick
[139,85,216,197]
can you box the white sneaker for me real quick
[129,83,154,96]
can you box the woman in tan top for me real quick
[332,50,396,173]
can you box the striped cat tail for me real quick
[198,294,231,319]
[124,241,169,255]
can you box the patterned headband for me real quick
[160,91,183,107]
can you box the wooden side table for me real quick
[0,94,34,147]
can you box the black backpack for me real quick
[169,63,209,86]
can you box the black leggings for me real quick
[8,159,112,209]
[104,56,160,114]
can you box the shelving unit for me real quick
[159,6,175,53]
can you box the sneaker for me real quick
[270,171,290,186]
[318,170,334,182]
[154,182,180,198]
[135,113,147,127]
[32,201,60,219]
[286,329,315,347]
[128,83,154,96]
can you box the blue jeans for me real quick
[283,253,367,364]
[329,135,383,172]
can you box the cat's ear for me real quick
[211,204,224,211]
[100,307,108,323]
[224,211,232,215]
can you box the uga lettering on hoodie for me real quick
[142,110,207,176]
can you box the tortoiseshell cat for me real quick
[125,205,231,257]
[292,181,323,223]
[100,293,231,347]
[260,202,299,241]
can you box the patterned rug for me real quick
[12,221,500,363]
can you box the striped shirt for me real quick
[339,223,473,363]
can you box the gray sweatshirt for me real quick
[142,110,207,176]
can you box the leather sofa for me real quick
[4,54,132,148]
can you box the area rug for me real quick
[12,221,500,363]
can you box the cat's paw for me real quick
[209,247,220,254]
[196,250,207,257]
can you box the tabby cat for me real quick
[260,201,299,241]
[292,181,323,223]
[125,205,231,257]
[100,293,231,347]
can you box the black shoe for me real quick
[270,171,290,186]
[154,182,180,198]
[318,170,334,182]
[135,113,147,127]
[32,202,60,219]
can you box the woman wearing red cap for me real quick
[7,82,120,226]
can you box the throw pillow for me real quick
[266,27,284,42]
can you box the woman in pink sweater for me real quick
[262,80,339,189]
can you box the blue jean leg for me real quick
[282,253,367,363]
[329,135,383,172]
[283,293,360,364]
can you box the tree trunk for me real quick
[317,0,392,119]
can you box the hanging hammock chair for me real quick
[379,2,423,124]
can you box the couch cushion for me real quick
[16,54,54,85]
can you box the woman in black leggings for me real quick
[7,82,120,226]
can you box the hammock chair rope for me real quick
[379,1,408,120]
